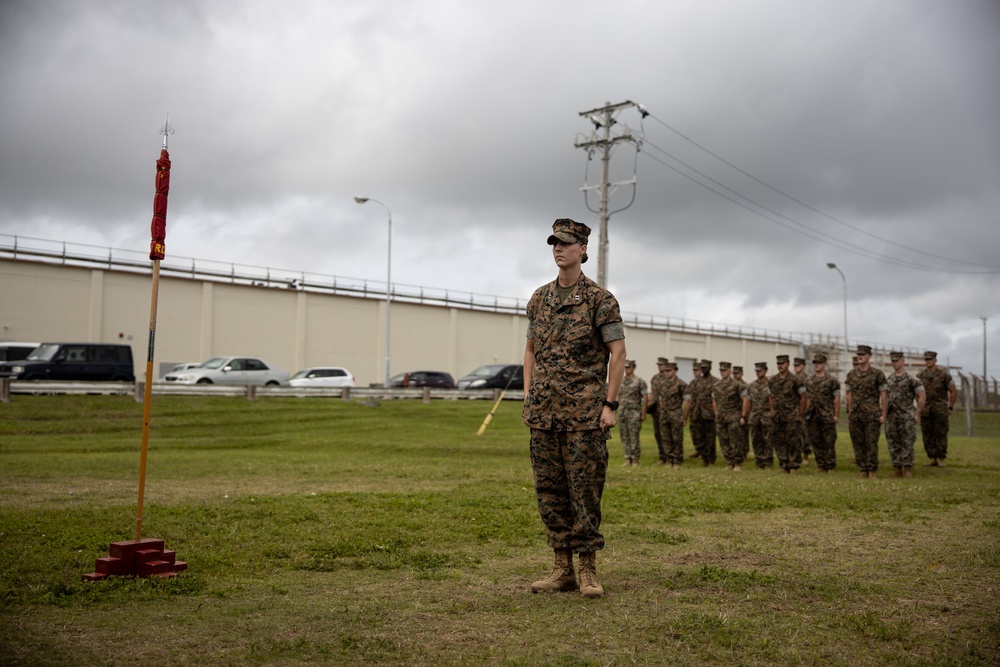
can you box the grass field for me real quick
[1,396,998,666]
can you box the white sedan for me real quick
[162,356,289,385]
[288,367,357,388]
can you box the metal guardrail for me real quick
[0,378,524,402]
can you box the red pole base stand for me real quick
[82,538,188,581]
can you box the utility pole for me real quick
[575,100,643,288]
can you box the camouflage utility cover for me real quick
[522,274,624,431]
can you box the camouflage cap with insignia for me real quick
[733,365,743,372]
[719,361,732,370]
[754,362,768,370]
[656,357,669,366]
[547,218,591,246]
[924,350,938,359]
[666,362,678,370]
[776,354,790,363]
[889,351,904,361]
[793,357,806,366]
[699,359,712,369]
[856,344,873,355]
[812,353,828,364]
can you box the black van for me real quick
[0,342,135,381]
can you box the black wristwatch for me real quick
[604,400,619,411]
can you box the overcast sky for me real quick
[2,0,998,376]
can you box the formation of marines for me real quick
[628,345,956,478]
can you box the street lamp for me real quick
[827,263,848,371]
[354,196,392,388]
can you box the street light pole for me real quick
[354,197,392,388]
[827,263,848,372]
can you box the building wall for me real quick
[0,259,802,385]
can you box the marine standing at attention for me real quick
[523,218,626,599]
[617,360,647,466]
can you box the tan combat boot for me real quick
[891,467,903,478]
[903,467,913,478]
[578,551,605,598]
[531,548,577,593]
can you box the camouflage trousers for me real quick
[618,408,643,461]
[651,413,665,462]
[806,419,838,471]
[885,412,917,468]
[770,420,802,471]
[849,417,881,472]
[529,428,608,553]
[749,419,773,468]
[717,419,746,466]
[690,419,717,464]
[658,415,685,465]
[920,410,950,460]
[800,420,811,457]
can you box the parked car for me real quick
[389,371,456,389]
[0,342,134,381]
[457,364,524,390]
[162,356,289,385]
[0,342,40,363]
[289,366,357,388]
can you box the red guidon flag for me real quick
[149,148,171,260]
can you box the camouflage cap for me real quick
[755,362,768,370]
[666,362,678,371]
[793,357,806,366]
[547,218,591,246]
[856,344,873,355]
[625,359,636,368]
[719,361,732,370]
[733,365,743,373]
[656,357,670,366]
[776,354,790,363]
[812,353,828,364]
[699,359,712,369]
[889,351,904,361]
[692,360,701,369]
[924,350,938,359]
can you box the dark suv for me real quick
[456,364,524,390]
[0,342,135,381]
[390,371,456,389]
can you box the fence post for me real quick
[134,381,144,403]
[422,386,431,404]
[246,384,256,402]
[0,377,9,403]
[341,387,351,402]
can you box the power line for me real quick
[643,112,1000,271]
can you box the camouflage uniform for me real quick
[650,372,687,465]
[523,273,624,553]
[618,373,647,463]
[769,371,806,471]
[845,367,888,474]
[885,371,924,469]
[917,366,955,462]
[795,365,812,459]
[713,374,748,467]
[805,374,840,471]
[747,375,773,468]
[688,372,718,464]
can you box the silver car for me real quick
[289,366,357,388]
[163,356,289,386]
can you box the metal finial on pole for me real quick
[159,114,175,150]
